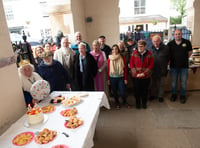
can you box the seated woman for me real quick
[18,60,43,106]
[37,50,71,92]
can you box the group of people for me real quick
[18,29,193,110]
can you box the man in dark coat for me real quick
[98,35,111,59]
[73,42,98,91]
[126,38,137,56]
[149,35,170,102]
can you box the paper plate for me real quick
[12,132,34,146]
[51,144,69,148]
[60,108,77,117]
[30,80,50,100]
[64,118,83,129]
[35,130,57,144]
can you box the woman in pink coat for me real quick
[90,40,107,91]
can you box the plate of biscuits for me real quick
[60,107,78,117]
[12,132,34,146]
[64,116,83,129]
[35,128,57,144]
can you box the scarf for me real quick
[109,54,124,76]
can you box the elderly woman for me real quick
[129,40,154,109]
[90,40,106,91]
[37,50,71,92]
[107,44,129,109]
[18,60,43,105]
[73,42,97,91]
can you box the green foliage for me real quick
[170,0,186,17]
[170,16,182,24]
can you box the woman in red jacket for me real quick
[129,40,154,109]
[107,44,129,109]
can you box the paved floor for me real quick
[94,91,200,148]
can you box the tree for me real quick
[170,0,186,24]
[170,16,182,24]
[170,0,186,17]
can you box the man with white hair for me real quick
[71,32,90,54]
[149,35,170,102]
[54,37,75,78]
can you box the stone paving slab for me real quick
[94,91,200,148]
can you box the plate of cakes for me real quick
[50,95,65,104]
[64,116,83,129]
[42,105,55,113]
[60,107,78,117]
[62,96,81,107]
[35,128,57,144]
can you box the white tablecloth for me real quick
[0,91,110,148]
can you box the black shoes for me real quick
[158,97,164,102]
[170,94,177,102]
[180,96,186,104]
[142,104,147,109]
[136,104,140,109]
[170,94,186,104]
[149,96,155,101]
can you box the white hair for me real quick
[78,42,86,48]
[75,32,81,37]
[19,64,34,75]
[152,35,161,41]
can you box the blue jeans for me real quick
[170,68,188,96]
[110,77,126,104]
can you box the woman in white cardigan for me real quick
[18,60,43,106]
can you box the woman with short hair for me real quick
[18,60,43,106]
[90,40,106,91]
[129,40,154,109]
[73,42,98,91]
[38,50,71,92]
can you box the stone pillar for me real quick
[84,0,120,46]
[48,1,74,39]
[0,1,26,134]
[71,0,120,46]
[192,0,200,46]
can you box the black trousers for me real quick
[132,78,150,106]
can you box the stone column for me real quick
[0,1,26,135]
[192,0,200,46]
[48,0,74,38]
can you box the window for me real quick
[40,1,49,17]
[4,5,14,21]
[134,0,146,15]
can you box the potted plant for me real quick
[152,20,158,25]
